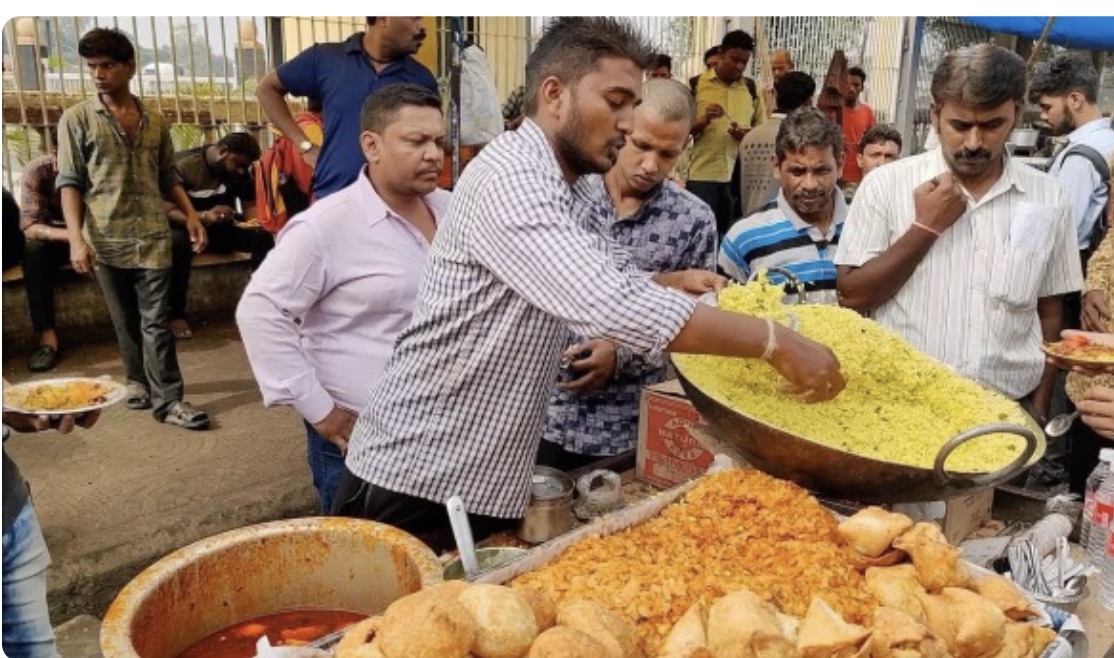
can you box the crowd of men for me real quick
[3,16,1114,658]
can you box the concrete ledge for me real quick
[2,253,252,351]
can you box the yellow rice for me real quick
[673,279,1033,472]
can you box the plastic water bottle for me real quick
[1101,516,1114,611]
[1082,448,1114,564]
[1088,459,1114,569]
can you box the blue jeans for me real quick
[304,421,345,515]
[2,501,57,658]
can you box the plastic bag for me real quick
[458,45,504,146]
[573,469,624,520]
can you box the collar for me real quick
[1067,117,1113,143]
[925,148,1026,204]
[94,93,149,118]
[516,118,601,204]
[603,176,669,224]
[344,32,411,70]
[775,188,849,235]
[354,165,443,229]
[700,67,748,89]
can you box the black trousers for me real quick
[169,222,274,321]
[686,180,736,238]
[95,264,183,419]
[536,439,604,473]
[21,239,69,334]
[1067,405,1105,496]
[331,466,517,555]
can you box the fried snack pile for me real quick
[511,471,875,655]
[334,581,643,658]
[5,380,109,411]
[673,279,1031,472]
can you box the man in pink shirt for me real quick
[837,66,876,187]
[236,84,449,513]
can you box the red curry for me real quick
[176,608,366,658]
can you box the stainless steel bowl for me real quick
[517,466,576,544]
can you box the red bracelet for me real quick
[912,221,941,238]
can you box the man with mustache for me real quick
[720,107,847,305]
[540,78,720,471]
[237,84,448,514]
[334,17,845,552]
[835,43,1082,424]
[257,17,437,201]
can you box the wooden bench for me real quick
[2,252,254,350]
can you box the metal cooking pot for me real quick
[1008,127,1040,149]
[517,466,576,544]
[672,359,1043,503]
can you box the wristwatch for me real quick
[298,140,314,154]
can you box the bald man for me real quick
[539,78,721,470]
[764,49,796,117]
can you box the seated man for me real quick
[168,132,271,339]
[19,144,70,372]
[540,79,720,471]
[720,107,847,304]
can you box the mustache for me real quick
[953,148,991,162]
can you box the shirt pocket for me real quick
[988,244,1051,310]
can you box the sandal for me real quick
[126,383,152,410]
[170,319,193,340]
[161,401,210,430]
[28,345,59,372]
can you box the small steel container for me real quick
[517,466,576,544]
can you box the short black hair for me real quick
[848,66,867,84]
[721,30,755,53]
[1028,52,1099,104]
[650,53,672,72]
[859,123,902,153]
[703,46,722,65]
[306,96,322,113]
[931,43,1026,111]
[78,28,135,63]
[217,132,262,161]
[524,17,652,116]
[775,106,845,162]
[774,71,816,113]
[360,83,442,134]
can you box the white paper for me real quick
[1010,201,1056,249]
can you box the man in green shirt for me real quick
[57,28,210,430]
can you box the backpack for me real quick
[254,112,322,235]
[1063,144,1112,269]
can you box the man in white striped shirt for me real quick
[836,44,1083,423]
[334,17,847,552]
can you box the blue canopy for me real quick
[961,17,1114,51]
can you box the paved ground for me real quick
[2,316,318,634]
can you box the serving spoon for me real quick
[1043,411,1079,438]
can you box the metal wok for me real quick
[673,360,1043,502]
[676,273,1044,502]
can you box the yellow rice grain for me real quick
[672,280,1032,472]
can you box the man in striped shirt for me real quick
[720,107,847,304]
[836,44,1083,422]
[334,17,846,552]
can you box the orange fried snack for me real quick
[511,471,874,655]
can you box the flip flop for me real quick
[170,320,193,340]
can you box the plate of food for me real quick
[3,377,128,415]
[1042,331,1114,367]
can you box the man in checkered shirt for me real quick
[335,17,846,553]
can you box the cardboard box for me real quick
[635,379,715,489]
[894,488,995,544]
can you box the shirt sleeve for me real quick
[54,108,87,191]
[467,168,696,356]
[1038,193,1085,297]
[832,173,894,267]
[1056,154,1103,247]
[235,220,335,423]
[276,46,324,99]
[718,226,751,282]
[681,204,718,271]
[158,121,181,197]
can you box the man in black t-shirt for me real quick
[167,132,272,338]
